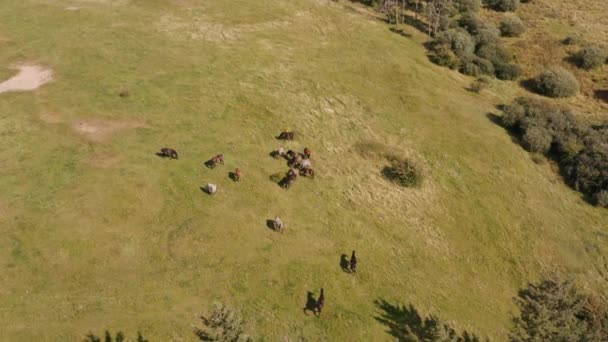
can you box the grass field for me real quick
[1,0,608,340]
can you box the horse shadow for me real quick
[228,172,238,181]
[303,291,317,316]
[340,254,350,273]
[266,219,277,231]
[155,152,173,159]
[278,177,292,189]
[200,186,214,195]
[204,160,215,169]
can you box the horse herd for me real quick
[158,131,355,317]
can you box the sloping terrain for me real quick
[0,0,607,340]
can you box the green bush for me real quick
[501,101,526,127]
[460,60,482,76]
[500,14,526,37]
[430,45,462,69]
[523,126,552,153]
[495,62,522,80]
[573,46,607,70]
[474,57,495,75]
[458,13,485,35]
[474,27,501,47]
[535,66,579,98]
[433,29,476,57]
[456,0,481,13]
[476,42,513,65]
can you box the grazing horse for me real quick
[273,216,284,232]
[204,183,217,195]
[159,148,178,159]
[300,167,315,179]
[278,131,295,140]
[286,150,296,160]
[290,154,303,168]
[315,288,325,316]
[209,154,224,168]
[350,251,357,274]
[304,147,311,159]
[233,168,242,181]
[287,168,298,181]
[280,176,295,189]
[274,147,286,159]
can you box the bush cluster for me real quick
[382,156,423,187]
[502,97,608,206]
[500,14,526,37]
[572,46,607,70]
[534,66,579,98]
[430,15,521,80]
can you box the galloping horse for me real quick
[159,148,178,159]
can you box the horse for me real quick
[280,176,295,189]
[273,147,286,159]
[304,147,311,159]
[233,168,242,182]
[273,216,284,233]
[204,183,217,195]
[290,154,303,168]
[350,251,357,274]
[287,168,298,181]
[315,288,325,315]
[300,167,315,179]
[278,131,295,140]
[208,154,224,168]
[159,148,178,159]
[286,150,296,160]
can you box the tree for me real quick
[426,0,454,38]
[510,276,608,341]
[194,303,252,342]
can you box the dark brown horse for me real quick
[315,288,325,316]
[350,251,357,274]
[278,131,295,140]
[159,148,178,159]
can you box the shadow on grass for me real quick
[519,78,538,94]
[303,291,318,316]
[340,254,350,273]
[374,299,483,341]
[594,89,608,103]
[389,27,412,38]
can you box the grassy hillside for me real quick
[1,0,607,340]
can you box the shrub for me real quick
[573,46,607,70]
[535,66,580,98]
[476,42,513,65]
[474,27,501,47]
[470,75,492,93]
[194,303,252,342]
[460,60,482,76]
[486,0,519,11]
[382,157,423,187]
[456,0,481,13]
[495,62,522,80]
[501,101,526,127]
[474,57,495,75]
[458,13,485,35]
[522,126,552,153]
[430,45,462,69]
[433,29,476,57]
[596,190,608,207]
[500,14,526,37]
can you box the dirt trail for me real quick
[0,65,53,94]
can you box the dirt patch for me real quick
[73,119,148,141]
[0,65,53,94]
[66,6,80,11]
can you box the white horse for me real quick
[205,183,217,195]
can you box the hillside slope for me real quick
[0,0,607,340]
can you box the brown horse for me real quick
[287,168,298,181]
[315,288,325,316]
[278,131,295,140]
[159,148,178,159]
[233,168,242,181]
[304,147,311,159]
[208,154,224,168]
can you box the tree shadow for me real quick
[374,299,483,341]
[486,112,523,146]
[389,27,412,38]
[340,254,350,273]
[401,13,427,35]
[303,291,317,316]
[519,78,538,94]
